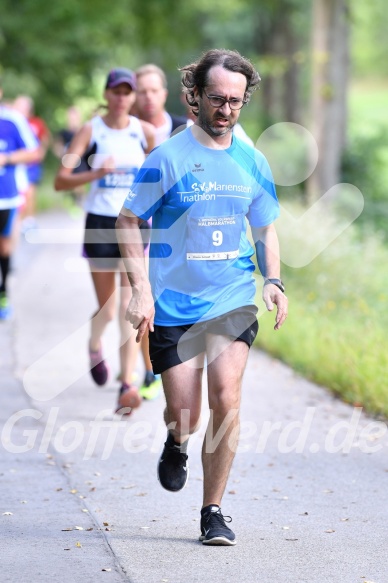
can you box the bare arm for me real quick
[139,120,156,154]
[251,223,288,330]
[54,124,114,191]
[0,147,41,167]
[116,209,155,342]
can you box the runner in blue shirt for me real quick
[116,49,288,546]
[0,84,41,319]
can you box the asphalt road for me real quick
[1,210,387,583]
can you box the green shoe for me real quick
[0,292,12,320]
[139,371,162,400]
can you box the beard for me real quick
[197,108,235,137]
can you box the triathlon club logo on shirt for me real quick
[179,181,252,203]
[192,181,252,194]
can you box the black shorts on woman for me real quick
[83,212,151,269]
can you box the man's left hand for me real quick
[262,284,288,330]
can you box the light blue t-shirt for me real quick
[123,127,279,326]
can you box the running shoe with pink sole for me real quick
[89,345,109,386]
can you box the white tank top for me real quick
[84,115,147,216]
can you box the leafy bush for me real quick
[255,207,388,418]
[341,128,388,238]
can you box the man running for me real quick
[0,85,41,319]
[116,49,288,546]
[133,64,187,146]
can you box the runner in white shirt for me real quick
[54,68,155,415]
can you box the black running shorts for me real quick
[0,208,18,237]
[83,213,151,269]
[149,305,259,374]
[83,213,121,269]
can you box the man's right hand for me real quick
[126,288,155,342]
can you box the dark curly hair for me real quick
[180,49,261,117]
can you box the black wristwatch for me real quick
[264,278,285,293]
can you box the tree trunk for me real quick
[307,0,350,202]
[282,17,301,123]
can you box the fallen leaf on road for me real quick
[81,509,89,513]
[74,526,84,530]
[103,522,109,526]
[75,542,82,548]
[70,489,77,494]
[228,490,236,495]
[325,529,335,533]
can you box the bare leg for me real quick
[140,332,153,372]
[161,354,205,441]
[118,269,139,386]
[21,183,36,221]
[0,235,13,295]
[157,356,205,491]
[202,335,249,508]
[139,254,153,377]
[89,268,116,352]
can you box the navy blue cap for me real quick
[105,68,136,90]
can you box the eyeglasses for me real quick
[203,91,246,110]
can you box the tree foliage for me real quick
[0,0,310,120]
[0,0,136,114]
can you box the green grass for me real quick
[348,79,388,134]
[35,166,63,212]
[253,80,388,419]
[255,216,388,418]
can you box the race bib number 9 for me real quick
[186,214,243,260]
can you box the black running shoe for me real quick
[200,506,236,546]
[157,438,189,492]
